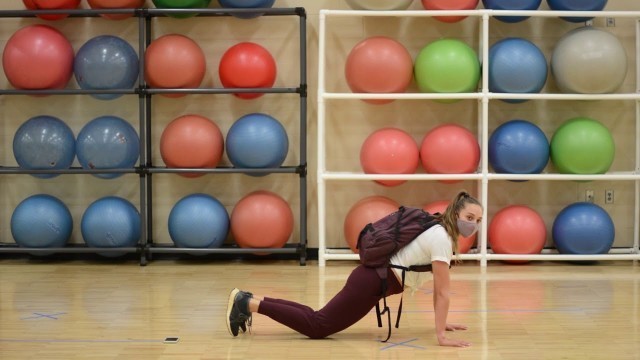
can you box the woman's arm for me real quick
[432,261,471,347]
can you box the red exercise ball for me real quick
[421,0,479,23]
[2,25,74,90]
[343,196,399,252]
[23,0,81,20]
[345,36,413,105]
[489,205,546,263]
[145,34,206,98]
[231,190,294,252]
[160,114,224,178]
[423,200,476,253]
[219,42,277,100]
[88,0,146,20]
[420,124,480,183]
[360,127,419,187]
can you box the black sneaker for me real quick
[226,288,253,337]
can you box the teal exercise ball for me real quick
[345,0,413,10]
[550,117,614,174]
[414,39,480,101]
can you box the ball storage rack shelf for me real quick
[317,9,640,267]
[0,6,308,266]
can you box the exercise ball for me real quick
[225,113,288,173]
[552,202,614,254]
[74,35,139,100]
[360,127,419,187]
[76,116,140,179]
[489,38,547,103]
[482,0,542,23]
[23,0,81,20]
[11,194,73,248]
[345,0,413,10]
[3,25,74,90]
[218,0,275,19]
[550,117,614,174]
[145,34,206,97]
[414,39,480,101]
[168,194,229,248]
[421,0,479,23]
[219,42,276,99]
[551,27,627,94]
[423,200,476,253]
[87,0,146,20]
[160,114,224,178]
[345,36,413,105]
[344,196,399,252]
[489,205,546,262]
[152,0,211,18]
[547,0,607,23]
[81,196,141,248]
[420,124,480,180]
[230,191,294,251]
[13,115,75,179]
[489,119,549,174]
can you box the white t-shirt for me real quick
[389,224,453,293]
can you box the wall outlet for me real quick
[606,17,616,27]
[585,190,594,203]
[605,189,614,204]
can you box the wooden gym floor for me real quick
[0,257,638,360]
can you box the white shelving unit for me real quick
[317,9,640,267]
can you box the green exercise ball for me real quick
[414,39,480,101]
[345,0,413,10]
[152,0,212,18]
[550,117,615,174]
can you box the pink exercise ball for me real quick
[360,128,419,187]
[145,34,206,98]
[344,196,399,252]
[219,42,277,100]
[345,36,413,105]
[421,0,479,23]
[489,205,546,263]
[231,190,294,252]
[420,124,480,182]
[160,114,224,178]
[3,25,74,90]
[23,0,81,20]
[88,0,146,20]
[423,200,476,253]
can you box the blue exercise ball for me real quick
[218,0,275,19]
[489,38,547,103]
[489,119,549,174]
[546,0,608,23]
[226,113,288,175]
[168,193,230,248]
[13,115,76,179]
[482,0,542,23]
[76,115,140,179]
[11,194,73,248]
[74,35,139,100]
[552,202,614,254]
[81,196,141,249]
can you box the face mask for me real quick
[457,219,479,237]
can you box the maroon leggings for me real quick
[257,265,404,339]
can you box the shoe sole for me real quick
[226,288,240,336]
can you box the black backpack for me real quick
[356,206,441,342]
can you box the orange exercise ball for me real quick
[219,42,277,100]
[145,34,206,97]
[345,36,413,105]
[231,190,294,252]
[343,196,399,252]
[87,0,146,20]
[360,128,419,187]
[488,205,546,263]
[23,0,81,20]
[159,114,224,178]
[421,0,479,23]
[423,200,476,253]
[2,25,74,90]
[420,124,480,183]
